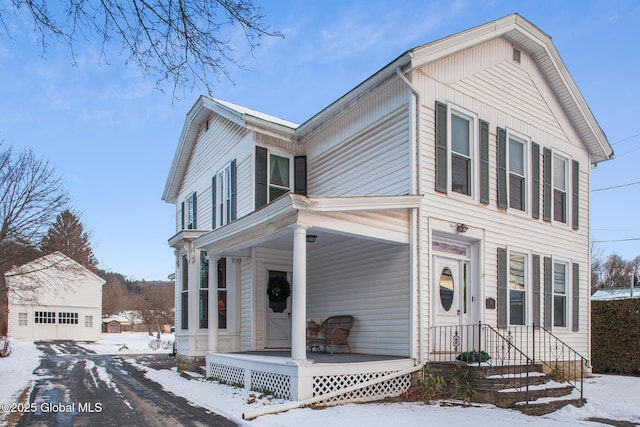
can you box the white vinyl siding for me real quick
[416,37,591,355]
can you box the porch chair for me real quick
[307,315,355,355]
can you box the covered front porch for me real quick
[196,194,423,401]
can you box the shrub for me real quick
[456,350,491,363]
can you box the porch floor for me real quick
[229,350,410,364]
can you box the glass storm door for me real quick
[432,256,475,360]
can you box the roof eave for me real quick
[409,13,613,164]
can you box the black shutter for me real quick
[211,176,217,229]
[532,143,541,219]
[544,257,552,328]
[192,192,197,229]
[532,254,541,326]
[497,247,508,328]
[181,201,185,230]
[572,263,580,331]
[543,148,552,222]
[435,101,448,193]
[479,119,490,204]
[255,146,268,209]
[230,159,237,221]
[497,127,508,209]
[572,160,580,230]
[294,155,307,196]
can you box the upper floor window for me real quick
[553,154,568,223]
[212,160,236,230]
[185,192,197,229]
[450,111,474,196]
[255,147,293,209]
[270,154,290,201]
[508,135,527,211]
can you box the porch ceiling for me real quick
[194,194,422,256]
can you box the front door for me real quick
[432,255,476,359]
[265,270,292,348]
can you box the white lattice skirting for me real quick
[206,354,413,403]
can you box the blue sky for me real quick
[1,0,639,280]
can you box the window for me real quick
[58,312,78,324]
[450,112,473,196]
[553,155,568,223]
[181,254,189,330]
[19,313,27,326]
[508,135,526,211]
[213,160,237,229]
[186,192,197,229]
[509,253,526,325]
[553,262,567,327]
[85,316,93,328]
[218,258,227,329]
[269,154,290,201]
[199,251,209,329]
[34,311,55,324]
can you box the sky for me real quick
[1,0,639,280]
[1,333,639,426]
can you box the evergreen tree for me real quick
[40,210,98,272]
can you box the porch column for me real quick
[208,255,219,352]
[291,224,308,362]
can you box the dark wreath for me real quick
[267,276,291,303]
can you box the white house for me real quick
[6,252,105,340]
[162,14,613,406]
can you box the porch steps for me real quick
[180,366,207,381]
[426,362,585,416]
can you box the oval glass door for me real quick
[439,267,454,311]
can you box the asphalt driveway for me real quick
[15,341,236,427]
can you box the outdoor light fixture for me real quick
[456,223,469,233]
[306,234,318,243]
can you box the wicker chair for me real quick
[307,315,355,355]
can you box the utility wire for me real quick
[612,132,640,145]
[592,238,640,243]
[592,181,640,192]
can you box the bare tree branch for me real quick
[1,0,283,99]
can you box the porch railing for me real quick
[497,324,586,399]
[430,323,533,404]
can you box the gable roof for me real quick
[162,96,298,203]
[297,13,613,164]
[5,251,105,285]
[163,14,613,204]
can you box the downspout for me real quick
[241,66,427,421]
[396,66,425,367]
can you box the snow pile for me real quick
[0,339,42,424]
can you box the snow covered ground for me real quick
[1,333,639,427]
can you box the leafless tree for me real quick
[0,143,69,333]
[0,0,283,98]
[139,283,174,338]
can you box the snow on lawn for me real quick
[1,332,639,427]
[77,332,174,355]
[0,339,42,425]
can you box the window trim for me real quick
[506,130,530,214]
[447,104,478,202]
[267,151,293,203]
[552,153,569,225]
[551,258,571,329]
[507,249,530,326]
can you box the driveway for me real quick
[16,341,237,427]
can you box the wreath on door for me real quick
[267,276,291,303]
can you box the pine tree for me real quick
[40,210,98,272]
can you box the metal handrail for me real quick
[430,323,532,404]
[496,324,586,399]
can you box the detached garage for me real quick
[5,252,105,340]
